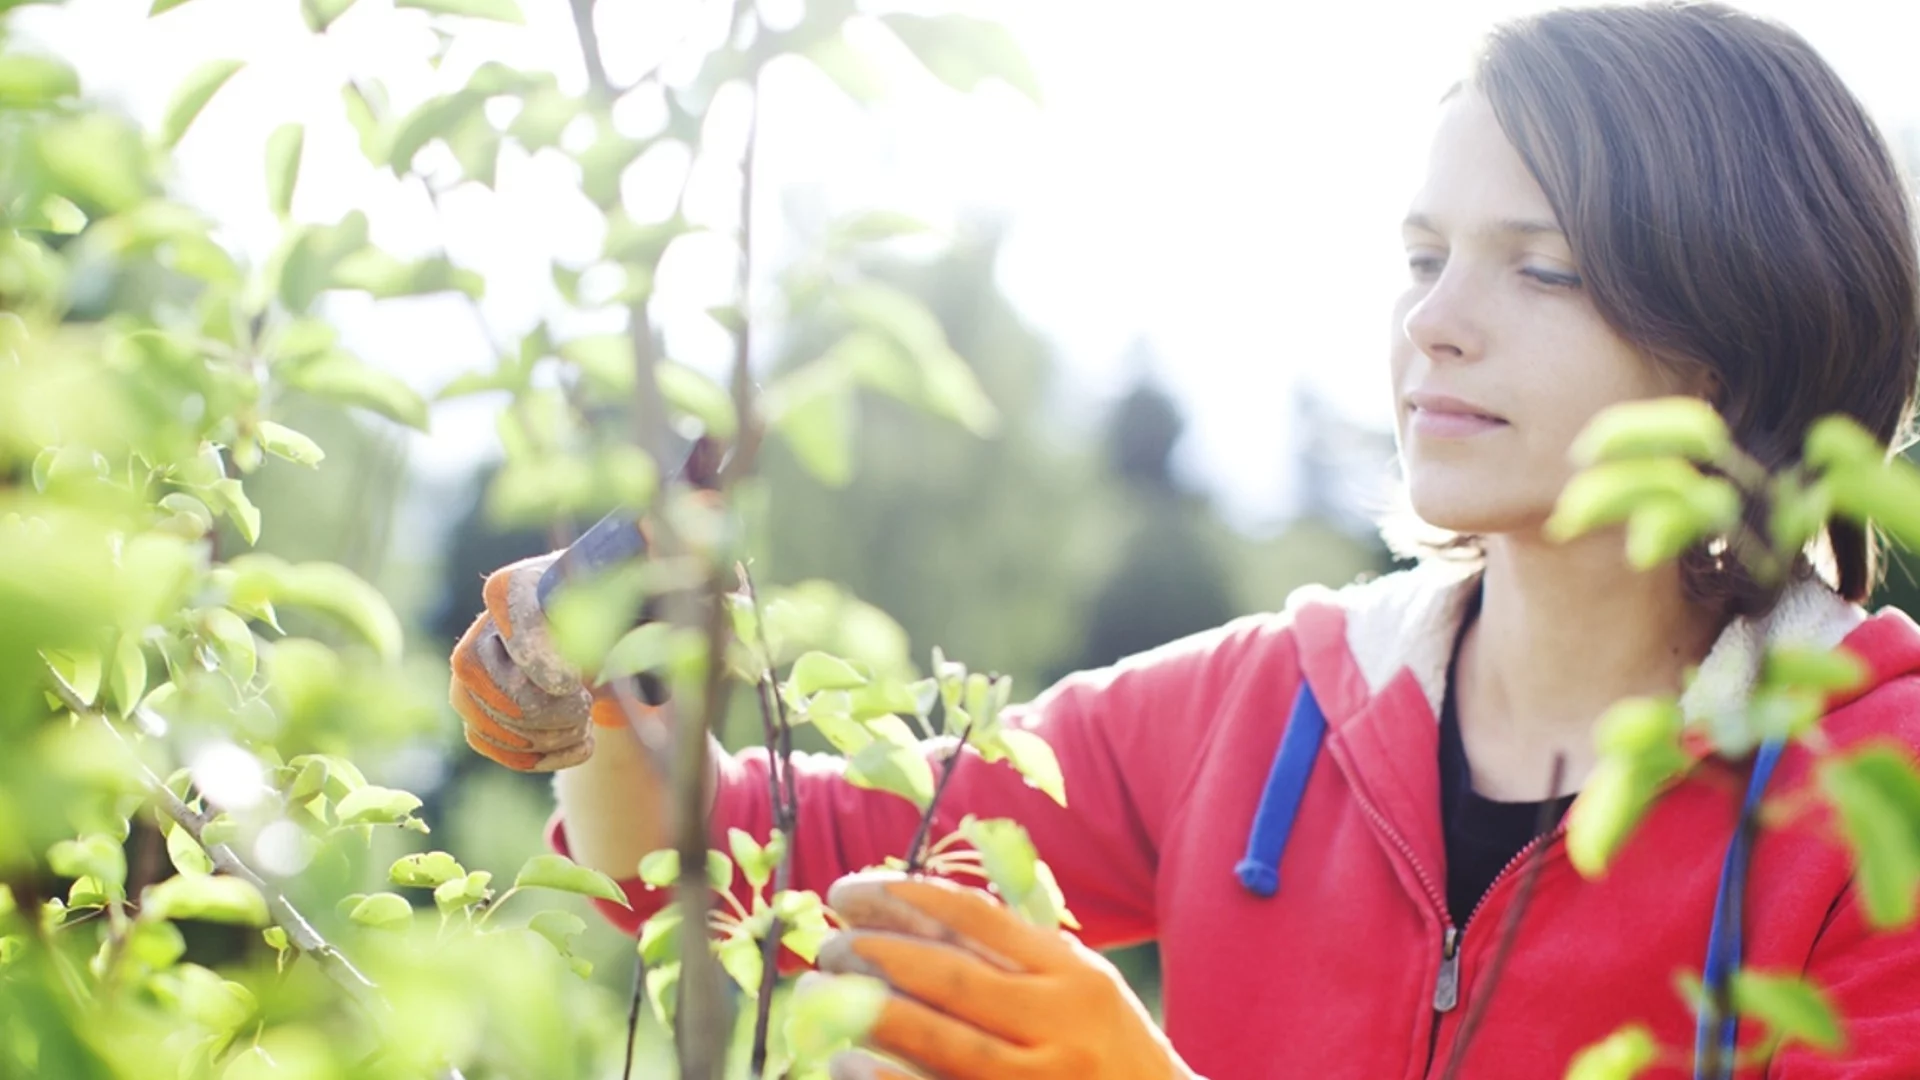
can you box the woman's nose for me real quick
[1401,266,1485,363]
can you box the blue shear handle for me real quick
[535,511,648,610]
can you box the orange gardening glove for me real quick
[814,872,1200,1080]
[448,552,638,771]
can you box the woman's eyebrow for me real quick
[1401,212,1566,239]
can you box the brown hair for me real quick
[1465,2,1920,612]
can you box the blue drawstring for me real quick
[1693,738,1788,1078]
[1235,685,1327,897]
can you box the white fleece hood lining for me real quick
[1287,560,1866,724]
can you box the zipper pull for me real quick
[1434,927,1461,1013]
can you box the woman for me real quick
[449,4,1920,1077]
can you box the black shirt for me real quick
[1438,600,1577,925]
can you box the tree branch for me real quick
[567,0,611,102]
[741,564,797,1078]
[904,723,973,874]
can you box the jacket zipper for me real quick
[1424,821,1570,1076]
[1337,742,1575,1075]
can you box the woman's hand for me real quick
[816,872,1199,1080]
[448,552,598,771]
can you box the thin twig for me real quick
[622,953,645,1080]
[741,564,798,1078]
[567,0,612,102]
[1437,754,1567,1080]
[904,723,974,874]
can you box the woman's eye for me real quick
[1407,253,1444,280]
[1522,266,1584,289]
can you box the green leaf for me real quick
[602,623,700,683]
[791,652,868,695]
[528,909,586,955]
[993,728,1065,807]
[774,889,830,962]
[166,823,213,876]
[264,123,303,218]
[144,875,269,926]
[1624,496,1716,569]
[300,0,360,31]
[262,926,288,953]
[639,850,679,889]
[386,91,485,174]
[46,649,102,706]
[150,965,257,1033]
[257,421,325,467]
[50,835,127,894]
[784,973,888,1065]
[879,13,1040,103]
[126,917,187,970]
[639,905,681,965]
[389,852,464,888]
[837,282,998,435]
[340,83,387,165]
[1592,698,1683,757]
[730,828,785,892]
[0,54,77,108]
[766,363,855,488]
[158,492,214,538]
[229,556,405,662]
[516,853,629,907]
[1545,459,1721,544]
[559,333,636,394]
[1731,972,1843,1053]
[347,892,412,930]
[160,59,244,150]
[330,249,483,300]
[846,741,935,810]
[208,478,262,545]
[1805,415,1885,473]
[656,362,738,441]
[334,785,423,826]
[1824,460,1920,554]
[719,932,764,995]
[110,634,147,717]
[1763,646,1868,695]
[1568,759,1656,878]
[204,607,257,685]
[645,962,680,1026]
[806,26,890,106]
[1820,745,1920,927]
[1569,396,1731,467]
[433,871,491,912]
[509,83,575,150]
[149,0,200,12]
[433,864,491,907]
[830,210,935,247]
[706,850,733,892]
[397,0,523,21]
[34,113,149,213]
[280,352,429,431]
[1566,691,1689,868]
[1564,1025,1657,1080]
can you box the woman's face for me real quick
[1389,88,1693,538]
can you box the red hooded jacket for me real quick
[551,563,1920,1078]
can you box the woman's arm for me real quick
[549,613,1295,947]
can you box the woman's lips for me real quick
[1406,392,1508,438]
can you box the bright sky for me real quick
[19,0,1920,531]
